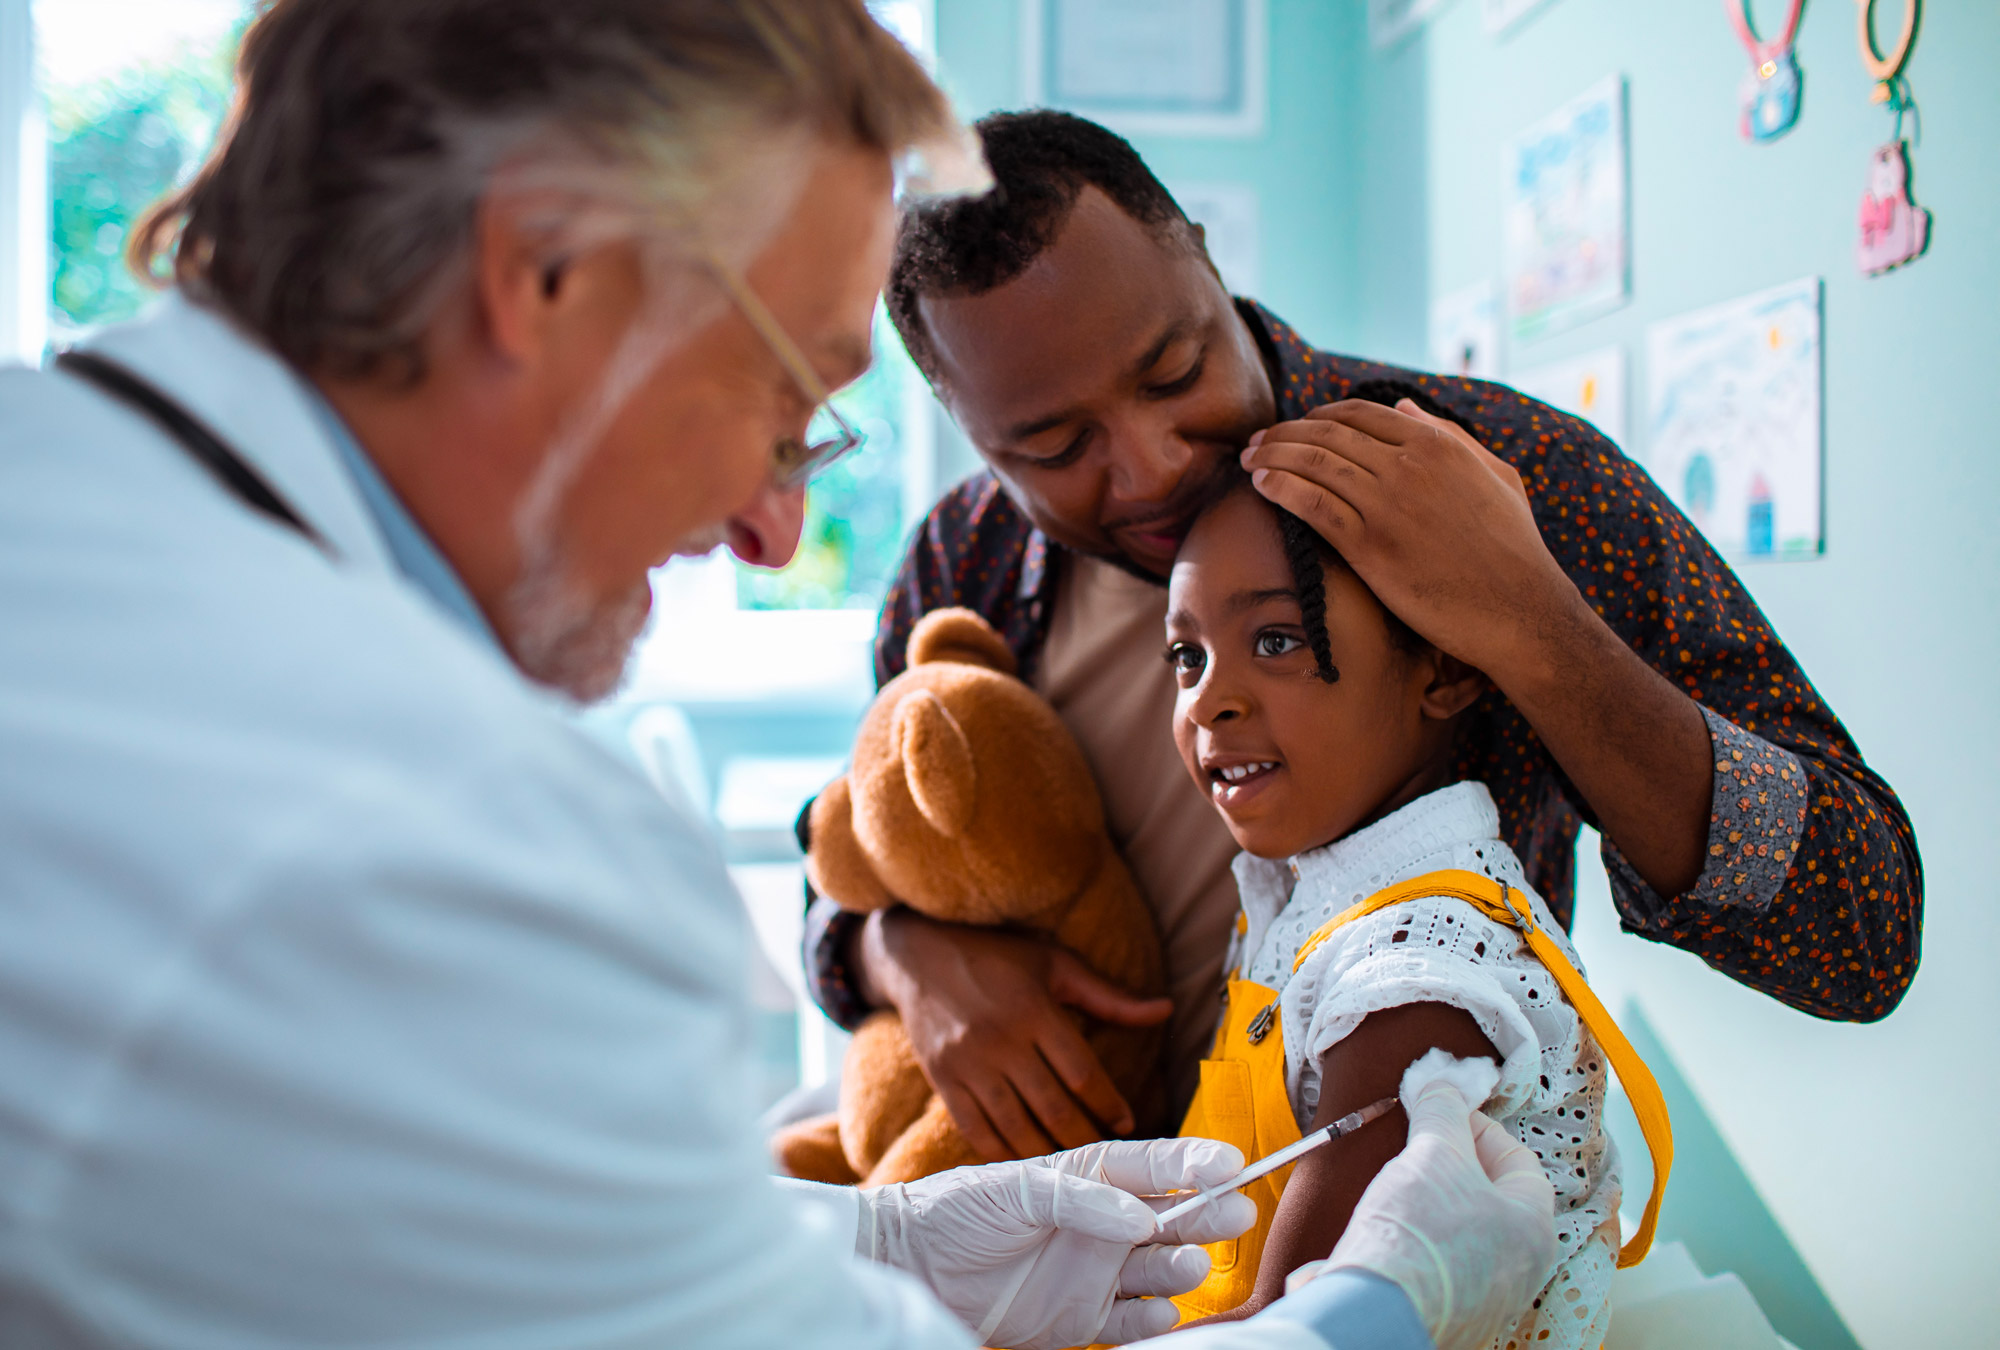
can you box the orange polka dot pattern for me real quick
[805,301,1922,1029]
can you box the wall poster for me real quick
[1021,0,1266,137]
[1511,345,1626,444]
[1370,0,1456,51]
[1483,0,1558,37]
[1502,75,1630,344]
[1643,277,1824,560]
[1170,182,1261,295]
[1428,281,1500,380]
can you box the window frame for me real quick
[0,0,46,363]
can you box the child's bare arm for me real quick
[1189,1001,1500,1324]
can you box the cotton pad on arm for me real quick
[1399,1047,1500,1114]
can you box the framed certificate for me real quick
[1021,0,1266,138]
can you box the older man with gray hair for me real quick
[0,3,1559,1348]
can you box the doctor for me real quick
[0,1,1556,1347]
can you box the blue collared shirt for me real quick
[307,390,500,653]
[1255,1269,1434,1350]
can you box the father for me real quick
[802,111,1922,1159]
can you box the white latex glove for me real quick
[1328,1080,1560,1350]
[858,1137,1256,1350]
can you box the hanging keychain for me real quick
[1854,0,1931,275]
[1728,0,1806,142]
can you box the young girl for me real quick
[1161,469,1626,1347]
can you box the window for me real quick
[38,0,250,347]
[734,0,941,616]
[24,0,951,1114]
[735,308,937,612]
[35,0,949,624]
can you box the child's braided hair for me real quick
[1276,509,1341,683]
[1270,380,1476,684]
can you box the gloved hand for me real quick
[858,1137,1256,1350]
[1327,1080,1560,1350]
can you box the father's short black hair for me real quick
[886,109,1198,385]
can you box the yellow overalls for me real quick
[1171,868,1675,1323]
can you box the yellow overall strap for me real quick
[1170,977,1303,1323]
[1291,868,1673,1269]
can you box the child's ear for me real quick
[804,775,896,912]
[1418,653,1488,722]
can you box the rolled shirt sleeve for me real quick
[1600,702,1918,1021]
[803,894,877,1031]
[1605,706,1810,916]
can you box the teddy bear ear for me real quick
[907,607,1017,676]
[804,776,896,912]
[894,689,976,838]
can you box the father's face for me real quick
[919,187,1277,577]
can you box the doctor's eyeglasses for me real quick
[706,260,865,490]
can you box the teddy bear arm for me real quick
[1048,849,1167,999]
[862,1094,985,1187]
[837,1011,937,1179]
[771,1112,859,1184]
[804,775,897,912]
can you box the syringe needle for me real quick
[1155,1094,1398,1227]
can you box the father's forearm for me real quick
[803,896,885,1031]
[854,907,897,1010]
[1488,588,1712,899]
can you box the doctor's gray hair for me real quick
[131,0,960,385]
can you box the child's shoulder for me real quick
[1242,780,1546,969]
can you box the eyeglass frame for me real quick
[705,258,866,490]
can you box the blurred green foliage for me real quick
[736,310,920,611]
[47,25,242,341]
[45,7,909,611]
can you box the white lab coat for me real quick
[0,295,975,1348]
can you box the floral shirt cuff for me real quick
[1605,706,1809,921]
[804,896,876,1031]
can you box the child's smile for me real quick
[1203,753,1284,808]
[1165,485,1485,859]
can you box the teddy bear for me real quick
[772,607,1167,1188]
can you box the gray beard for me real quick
[500,546,653,704]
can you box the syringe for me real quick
[1154,1095,1399,1227]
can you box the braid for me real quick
[1276,508,1339,683]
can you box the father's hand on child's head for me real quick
[1238,397,1573,681]
[859,907,1173,1162]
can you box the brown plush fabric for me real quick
[773,608,1167,1184]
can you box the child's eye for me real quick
[1255,629,1305,659]
[1164,641,1206,678]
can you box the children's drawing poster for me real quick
[1483,0,1557,36]
[1643,277,1824,560]
[1502,76,1629,343]
[1511,345,1626,443]
[1171,182,1261,295]
[1428,281,1500,380]
[1370,0,1456,50]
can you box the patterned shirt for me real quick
[803,300,1922,1029]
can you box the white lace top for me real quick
[1228,781,1621,1350]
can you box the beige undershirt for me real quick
[1033,554,1242,1119]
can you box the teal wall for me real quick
[932,0,1364,351]
[1370,5,1998,1346]
[929,6,1997,1339]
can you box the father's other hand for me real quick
[1240,397,1576,678]
[857,908,1173,1161]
